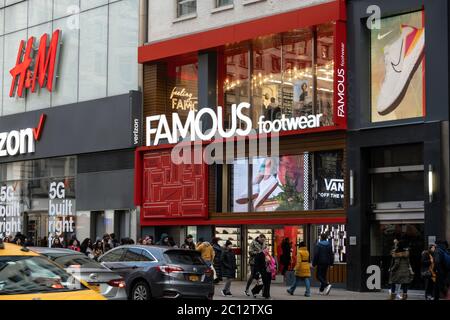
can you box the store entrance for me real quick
[370,223,425,290]
[24,212,49,247]
[247,226,305,282]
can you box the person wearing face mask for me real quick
[157,233,171,246]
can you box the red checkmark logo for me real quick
[33,114,46,141]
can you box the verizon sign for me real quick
[9,30,61,98]
[0,114,46,158]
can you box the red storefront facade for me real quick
[137,0,348,282]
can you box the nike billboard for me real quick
[371,11,425,123]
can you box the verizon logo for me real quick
[0,114,46,157]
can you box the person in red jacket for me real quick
[69,239,81,252]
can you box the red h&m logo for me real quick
[9,29,61,98]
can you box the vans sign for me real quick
[318,178,344,199]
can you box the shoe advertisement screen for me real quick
[371,11,425,123]
[232,155,309,212]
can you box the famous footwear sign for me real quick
[146,103,323,146]
[10,30,61,98]
[0,114,46,158]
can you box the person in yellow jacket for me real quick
[287,242,312,297]
[196,238,215,267]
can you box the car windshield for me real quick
[164,251,205,265]
[47,254,106,269]
[0,256,87,295]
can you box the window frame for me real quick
[215,0,233,8]
[177,0,197,18]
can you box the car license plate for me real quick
[88,284,101,293]
[189,275,200,282]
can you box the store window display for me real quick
[0,157,76,245]
[223,24,335,133]
[229,150,343,213]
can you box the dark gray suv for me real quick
[98,245,214,300]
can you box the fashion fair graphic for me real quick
[371,11,425,122]
[0,185,23,238]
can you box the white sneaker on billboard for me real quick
[253,175,279,208]
[376,25,425,115]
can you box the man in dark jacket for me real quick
[434,240,449,300]
[312,233,334,295]
[220,240,237,297]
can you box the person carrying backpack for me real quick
[312,233,334,295]
[421,244,437,300]
[434,240,450,300]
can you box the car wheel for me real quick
[131,281,151,301]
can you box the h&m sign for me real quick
[10,30,61,98]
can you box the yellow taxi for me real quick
[0,240,105,300]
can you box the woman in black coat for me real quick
[212,237,223,283]
[220,240,237,296]
[251,249,272,299]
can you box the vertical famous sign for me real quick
[9,29,61,98]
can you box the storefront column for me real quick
[130,208,140,242]
[198,51,217,133]
[76,211,91,241]
[346,136,371,292]
[424,123,447,243]
[105,210,115,235]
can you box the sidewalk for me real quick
[213,281,424,300]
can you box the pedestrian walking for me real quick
[80,238,94,258]
[157,233,170,246]
[93,240,104,261]
[196,239,215,267]
[434,240,450,300]
[51,237,63,248]
[312,233,334,295]
[58,234,66,248]
[287,242,311,297]
[280,237,292,276]
[388,240,413,300]
[212,237,223,283]
[109,233,119,248]
[102,234,111,252]
[69,239,81,252]
[220,240,237,297]
[421,244,437,300]
[181,235,196,250]
[245,234,266,296]
[251,248,274,299]
[168,236,177,247]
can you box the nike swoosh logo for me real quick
[390,40,404,73]
[378,30,394,40]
